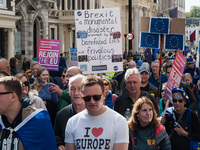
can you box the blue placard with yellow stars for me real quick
[140,32,160,49]
[149,17,170,34]
[165,34,184,50]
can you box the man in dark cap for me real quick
[184,57,197,84]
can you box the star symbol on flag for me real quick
[169,36,179,48]
[155,20,165,32]
[145,35,155,46]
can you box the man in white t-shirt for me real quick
[65,75,129,150]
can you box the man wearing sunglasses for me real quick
[161,87,200,150]
[65,75,129,150]
[0,76,57,150]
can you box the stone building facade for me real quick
[0,0,185,64]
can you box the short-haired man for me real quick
[139,65,158,99]
[0,58,11,75]
[26,61,41,84]
[65,75,129,150]
[166,63,197,110]
[49,66,82,110]
[149,60,168,89]
[54,74,85,150]
[0,76,56,150]
[114,68,159,117]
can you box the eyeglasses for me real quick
[82,94,102,102]
[61,75,66,78]
[23,81,29,86]
[0,92,13,95]
[173,99,184,103]
[104,82,109,86]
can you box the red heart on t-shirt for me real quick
[92,127,103,137]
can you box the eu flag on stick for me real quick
[140,32,160,49]
[149,18,170,34]
[169,7,178,18]
[143,48,152,65]
[165,34,184,50]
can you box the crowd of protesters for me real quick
[0,51,199,150]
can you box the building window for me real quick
[0,0,7,8]
[82,0,84,9]
[95,0,99,9]
[67,0,71,10]
[72,0,75,10]
[62,0,65,10]
[153,0,157,3]
[78,0,80,9]
[87,0,90,9]
[51,28,55,39]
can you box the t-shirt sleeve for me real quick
[65,118,74,143]
[114,116,129,143]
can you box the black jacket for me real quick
[54,104,76,147]
[140,82,158,100]
[114,90,159,116]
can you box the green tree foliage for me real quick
[186,6,200,18]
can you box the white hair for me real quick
[69,74,85,89]
[125,68,141,81]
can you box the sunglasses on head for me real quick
[82,94,102,102]
[173,99,183,103]
[23,81,29,86]
[104,82,109,86]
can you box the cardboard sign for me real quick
[141,17,185,34]
[75,7,123,74]
[164,49,186,103]
[38,39,60,71]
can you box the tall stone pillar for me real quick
[133,6,139,53]
[138,7,143,53]
[7,29,15,60]
[59,24,64,53]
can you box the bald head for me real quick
[128,61,136,68]
[66,66,82,86]
[0,58,11,75]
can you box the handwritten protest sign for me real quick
[70,48,78,66]
[38,39,60,71]
[164,49,186,103]
[75,7,123,74]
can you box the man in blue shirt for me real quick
[184,57,197,84]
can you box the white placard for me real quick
[75,7,123,74]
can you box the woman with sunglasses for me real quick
[103,76,118,109]
[128,96,171,150]
[15,73,47,110]
[161,87,200,150]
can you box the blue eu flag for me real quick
[143,48,152,64]
[140,32,160,49]
[150,18,170,34]
[165,34,184,50]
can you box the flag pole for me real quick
[158,34,164,99]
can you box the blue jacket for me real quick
[149,73,168,89]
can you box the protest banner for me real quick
[75,7,123,74]
[38,39,60,71]
[70,48,78,66]
[164,49,186,103]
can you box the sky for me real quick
[185,0,200,12]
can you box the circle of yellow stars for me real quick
[155,20,165,32]
[145,35,155,46]
[169,36,179,48]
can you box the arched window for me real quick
[87,0,90,9]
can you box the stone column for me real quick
[133,6,139,53]
[59,24,64,53]
[7,29,15,60]
[138,7,143,53]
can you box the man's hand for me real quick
[48,83,62,97]
[174,124,188,137]
[160,115,166,125]
[58,145,65,150]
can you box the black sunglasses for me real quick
[61,75,66,78]
[104,82,109,86]
[0,92,13,95]
[173,99,183,103]
[23,81,29,86]
[82,94,102,102]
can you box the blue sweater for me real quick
[105,90,116,109]
[39,83,58,102]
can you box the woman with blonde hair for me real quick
[15,73,47,110]
[128,96,171,150]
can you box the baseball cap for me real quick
[139,65,150,74]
